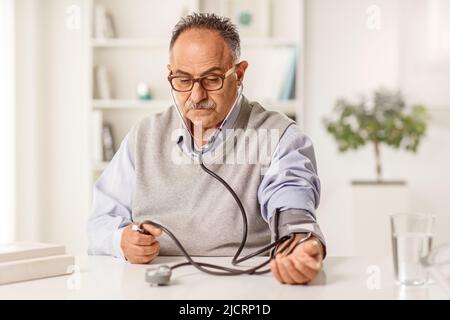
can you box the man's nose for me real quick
[190,81,207,103]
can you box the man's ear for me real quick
[236,61,248,84]
[167,64,172,75]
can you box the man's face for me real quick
[168,29,248,131]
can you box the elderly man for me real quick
[87,13,325,285]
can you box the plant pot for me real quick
[351,180,410,257]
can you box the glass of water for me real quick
[390,212,435,286]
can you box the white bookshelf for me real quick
[87,0,305,176]
[92,99,172,111]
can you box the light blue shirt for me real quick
[87,97,322,259]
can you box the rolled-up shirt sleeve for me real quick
[258,124,326,255]
[87,132,135,259]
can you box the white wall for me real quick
[399,0,450,109]
[15,0,90,254]
[304,0,450,256]
[0,0,16,242]
[39,0,91,255]
[15,0,44,243]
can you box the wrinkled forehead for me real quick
[170,29,233,75]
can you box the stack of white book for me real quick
[0,243,75,285]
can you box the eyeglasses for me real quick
[168,66,236,92]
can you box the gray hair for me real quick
[170,13,241,63]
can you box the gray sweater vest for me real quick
[130,98,294,256]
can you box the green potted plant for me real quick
[323,88,429,256]
[323,88,429,183]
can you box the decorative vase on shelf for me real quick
[136,82,152,101]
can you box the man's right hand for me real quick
[120,223,162,264]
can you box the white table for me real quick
[0,255,448,300]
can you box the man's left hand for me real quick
[270,234,324,285]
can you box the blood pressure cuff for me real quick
[269,208,327,258]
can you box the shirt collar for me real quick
[175,94,244,147]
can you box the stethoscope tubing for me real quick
[138,84,293,276]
